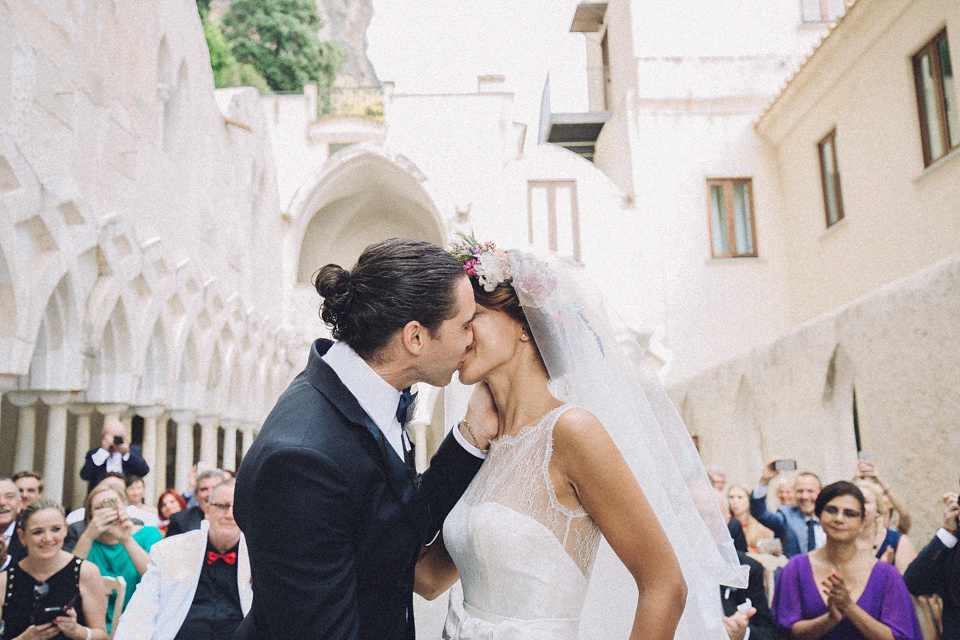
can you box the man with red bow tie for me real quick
[114,480,252,640]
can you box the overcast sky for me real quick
[367,0,588,126]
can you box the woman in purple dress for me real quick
[772,481,922,640]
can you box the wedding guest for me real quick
[0,499,109,640]
[155,489,187,537]
[79,420,150,496]
[720,552,778,640]
[113,481,252,640]
[854,479,916,574]
[64,475,145,552]
[125,476,159,527]
[727,484,774,554]
[72,486,162,630]
[904,489,960,640]
[12,470,44,503]
[854,458,912,534]
[773,481,922,640]
[717,489,748,554]
[166,470,224,537]
[776,478,796,508]
[708,467,728,492]
[751,460,823,557]
[0,477,25,570]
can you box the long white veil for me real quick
[446,247,746,639]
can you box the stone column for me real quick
[154,412,169,494]
[221,419,239,472]
[169,410,195,493]
[136,406,165,504]
[7,392,39,472]
[196,415,220,469]
[69,404,97,507]
[240,422,256,458]
[410,420,429,473]
[39,392,75,504]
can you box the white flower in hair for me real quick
[474,251,512,292]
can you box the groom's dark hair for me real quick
[314,238,465,361]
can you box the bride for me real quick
[414,237,745,640]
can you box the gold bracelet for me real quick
[461,419,489,452]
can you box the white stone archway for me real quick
[283,145,455,344]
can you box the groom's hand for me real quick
[461,382,499,450]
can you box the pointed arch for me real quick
[87,297,134,401]
[134,318,168,406]
[733,376,764,480]
[21,274,85,390]
[174,331,199,409]
[822,345,858,479]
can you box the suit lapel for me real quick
[305,340,431,543]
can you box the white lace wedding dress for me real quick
[442,405,601,640]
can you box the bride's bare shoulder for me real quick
[552,407,612,452]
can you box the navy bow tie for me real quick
[396,387,417,425]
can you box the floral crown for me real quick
[449,233,556,308]
[449,233,512,292]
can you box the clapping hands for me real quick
[821,572,852,621]
[721,607,755,640]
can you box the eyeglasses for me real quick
[822,505,863,519]
[208,503,233,511]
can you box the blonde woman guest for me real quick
[855,480,917,575]
[0,499,109,640]
[72,486,162,630]
[728,484,775,553]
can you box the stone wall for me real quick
[671,250,960,542]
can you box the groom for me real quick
[234,238,492,640]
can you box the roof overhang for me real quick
[570,3,607,33]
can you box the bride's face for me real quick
[457,304,524,385]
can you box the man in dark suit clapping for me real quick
[904,489,960,639]
[235,239,494,640]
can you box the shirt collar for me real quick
[1,521,14,539]
[322,341,402,434]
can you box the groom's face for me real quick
[417,277,477,386]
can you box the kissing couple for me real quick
[233,236,746,640]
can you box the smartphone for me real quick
[31,594,76,625]
[773,459,797,471]
[113,435,124,445]
[857,451,872,461]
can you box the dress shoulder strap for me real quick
[72,555,83,588]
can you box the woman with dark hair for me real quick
[0,499,108,640]
[155,489,187,537]
[773,481,922,639]
[415,238,745,640]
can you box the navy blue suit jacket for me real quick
[750,492,810,558]
[79,444,150,495]
[904,533,960,639]
[233,339,484,640]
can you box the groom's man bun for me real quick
[314,238,465,361]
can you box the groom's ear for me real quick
[400,320,425,356]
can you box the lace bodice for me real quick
[442,405,601,638]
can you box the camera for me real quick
[113,435,124,445]
[773,459,797,471]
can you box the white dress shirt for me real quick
[0,520,14,570]
[937,527,958,548]
[322,341,485,461]
[90,447,131,472]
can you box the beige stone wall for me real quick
[670,250,960,543]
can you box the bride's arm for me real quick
[414,533,459,600]
[553,409,687,640]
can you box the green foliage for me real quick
[222,0,345,93]
[202,18,272,94]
